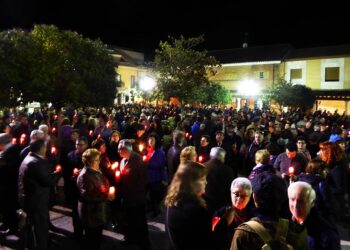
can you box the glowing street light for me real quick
[139,76,156,91]
[237,79,261,96]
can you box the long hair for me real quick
[319,141,343,167]
[164,161,207,207]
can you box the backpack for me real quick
[243,218,293,250]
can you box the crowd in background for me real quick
[0,103,350,250]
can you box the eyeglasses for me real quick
[232,192,249,199]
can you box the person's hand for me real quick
[107,193,115,201]
[223,207,235,225]
[281,173,289,179]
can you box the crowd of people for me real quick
[0,103,349,249]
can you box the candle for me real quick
[185,132,189,138]
[55,164,62,172]
[143,155,147,162]
[54,114,58,120]
[109,186,115,195]
[89,130,93,137]
[51,127,56,134]
[111,162,119,171]
[73,168,79,176]
[139,144,144,152]
[198,155,203,163]
[20,133,26,145]
[12,138,17,144]
[115,170,121,182]
[51,146,57,155]
[288,166,295,175]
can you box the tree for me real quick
[0,25,118,109]
[268,78,315,109]
[153,35,220,105]
[204,83,232,105]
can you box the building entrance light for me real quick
[139,76,156,91]
[237,79,261,96]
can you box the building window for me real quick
[130,75,136,88]
[325,67,339,81]
[290,69,302,80]
[259,72,264,79]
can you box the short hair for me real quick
[82,148,100,166]
[173,130,185,145]
[305,158,327,176]
[285,141,298,152]
[255,149,270,164]
[110,130,121,139]
[180,146,197,163]
[251,172,288,218]
[148,132,162,149]
[288,181,316,204]
[201,135,210,144]
[38,124,49,134]
[30,139,46,154]
[30,129,45,143]
[231,177,252,194]
[118,139,133,152]
[209,147,226,161]
[77,136,88,145]
[91,138,106,150]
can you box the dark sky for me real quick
[1,0,350,60]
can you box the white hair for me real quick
[209,147,226,162]
[288,181,316,204]
[231,177,252,193]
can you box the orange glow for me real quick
[115,170,121,182]
[198,155,203,162]
[11,138,17,144]
[111,162,119,170]
[51,146,57,155]
[143,155,147,161]
[109,186,115,195]
[73,168,79,176]
[89,130,93,137]
[288,166,295,175]
[51,127,56,134]
[55,164,62,172]
[54,115,58,120]
[139,144,144,152]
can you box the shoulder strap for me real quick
[244,220,272,243]
[275,218,289,242]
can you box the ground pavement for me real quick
[1,205,350,250]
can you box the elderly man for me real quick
[204,147,234,215]
[288,181,340,250]
[118,139,150,250]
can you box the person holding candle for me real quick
[76,148,115,250]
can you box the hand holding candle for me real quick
[55,164,62,172]
[115,170,121,182]
[73,168,79,176]
[108,186,116,200]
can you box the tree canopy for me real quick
[268,79,316,109]
[153,35,220,105]
[0,24,118,109]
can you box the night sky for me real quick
[1,0,350,60]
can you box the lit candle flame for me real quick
[109,186,115,195]
[55,164,62,172]
[143,155,147,161]
[51,146,57,155]
[139,144,144,152]
[52,127,56,134]
[288,166,295,175]
[89,130,93,137]
[73,168,79,176]
[198,155,203,162]
[115,171,121,182]
[111,162,119,170]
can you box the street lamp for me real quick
[237,79,261,96]
[139,76,156,91]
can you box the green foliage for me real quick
[268,78,315,108]
[204,83,232,105]
[0,25,117,108]
[153,35,220,104]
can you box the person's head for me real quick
[215,131,224,143]
[319,141,343,166]
[136,124,146,138]
[70,129,80,141]
[180,146,197,163]
[82,148,101,170]
[118,139,133,159]
[230,177,252,211]
[173,130,185,147]
[92,138,106,154]
[110,130,121,143]
[254,131,263,144]
[209,147,226,163]
[147,132,161,149]
[0,133,11,151]
[251,172,288,218]
[164,161,207,207]
[38,124,49,135]
[76,136,88,154]
[30,139,47,156]
[29,129,45,143]
[255,149,270,165]
[288,181,316,224]
[305,159,328,179]
[200,135,210,148]
[285,142,298,159]
[296,136,307,150]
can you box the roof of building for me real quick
[285,44,350,59]
[108,46,145,67]
[209,44,293,64]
